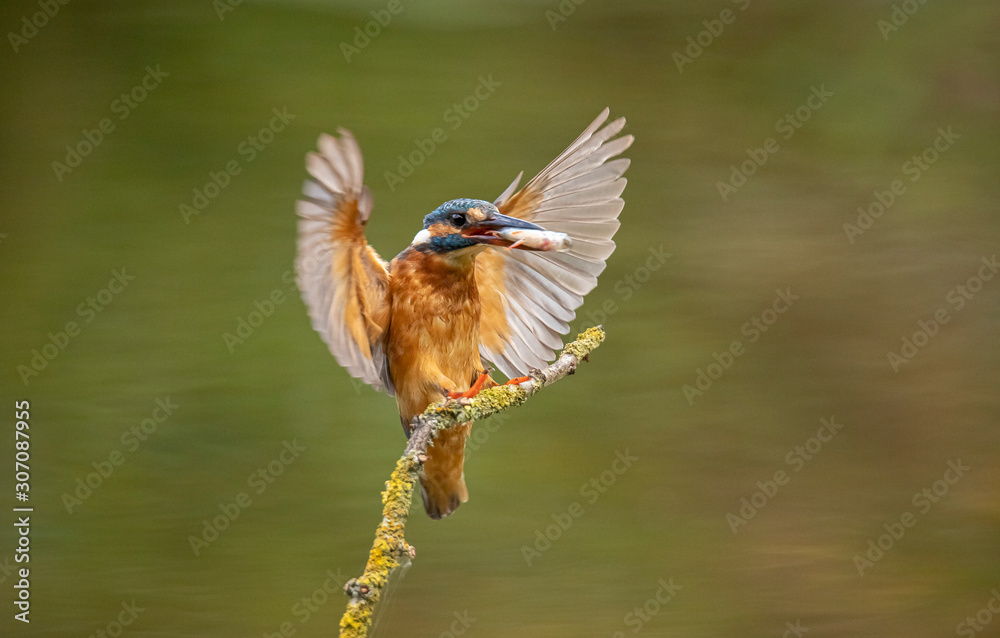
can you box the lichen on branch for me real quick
[338,327,607,637]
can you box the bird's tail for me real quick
[419,422,471,519]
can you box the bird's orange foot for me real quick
[448,372,491,400]
[504,375,532,386]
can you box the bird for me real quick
[295,108,632,519]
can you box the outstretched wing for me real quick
[296,129,394,394]
[477,108,632,378]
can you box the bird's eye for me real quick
[450,213,466,228]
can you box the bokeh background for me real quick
[1,1,998,636]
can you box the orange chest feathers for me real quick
[386,249,485,410]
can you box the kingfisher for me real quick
[295,109,632,518]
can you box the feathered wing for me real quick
[477,108,633,378]
[296,129,394,394]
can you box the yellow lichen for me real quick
[562,326,606,360]
[338,328,606,637]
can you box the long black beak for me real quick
[475,212,544,232]
[462,212,546,248]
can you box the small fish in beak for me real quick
[461,210,570,252]
[496,227,572,252]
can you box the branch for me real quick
[338,327,607,637]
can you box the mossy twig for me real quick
[338,327,606,638]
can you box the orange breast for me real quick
[386,249,485,422]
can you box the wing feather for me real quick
[296,130,393,394]
[337,127,365,186]
[477,110,632,376]
[502,258,582,319]
[532,201,624,222]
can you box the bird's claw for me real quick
[447,371,491,400]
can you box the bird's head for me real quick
[412,198,545,255]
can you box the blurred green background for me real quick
[1,1,998,636]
